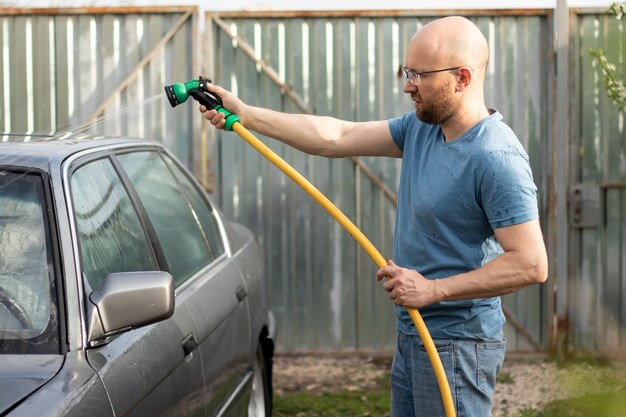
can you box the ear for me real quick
[454,67,472,92]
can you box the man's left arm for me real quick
[377,219,548,308]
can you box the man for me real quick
[200,15,548,417]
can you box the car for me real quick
[0,135,274,417]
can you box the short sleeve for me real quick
[479,149,539,229]
[388,112,416,152]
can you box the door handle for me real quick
[236,286,247,302]
[182,333,198,356]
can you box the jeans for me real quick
[390,332,506,417]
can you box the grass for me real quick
[497,371,515,384]
[273,390,391,417]
[273,356,626,417]
[273,372,391,417]
[507,356,626,417]
[513,391,626,417]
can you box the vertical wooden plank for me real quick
[255,17,289,349]
[0,17,6,134]
[121,13,141,138]
[264,20,289,347]
[518,16,544,350]
[503,294,520,349]
[613,14,626,347]
[171,16,193,167]
[515,18,530,147]
[477,17,496,109]
[94,15,104,136]
[605,189,621,348]
[505,15,548,351]
[332,17,358,349]
[214,19,238,225]
[176,15,193,166]
[308,17,330,348]
[282,34,300,349]
[164,13,177,149]
[163,15,180,153]
[285,17,303,350]
[354,16,373,349]
[530,15,548,349]
[239,19,258,233]
[32,16,53,133]
[10,16,28,133]
[368,17,386,349]
[256,17,298,349]
[76,15,95,127]
[577,14,602,350]
[373,17,398,349]
[145,14,160,143]
[602,13,624,350]
[54,15,71,131]
[308,17,332,349]
[621,190,626,349]
[100,14,120,136]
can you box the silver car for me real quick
[0,136,274,417]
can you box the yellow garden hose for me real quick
[231,122,456,417]
[163,78,455,416]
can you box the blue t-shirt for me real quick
[387,110,538,340]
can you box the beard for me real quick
[415,81,457,125]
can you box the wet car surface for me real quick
[0,136,274,417]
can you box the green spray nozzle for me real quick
[164,79,200,107]
[164,76,240,131]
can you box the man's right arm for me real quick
[200,83,402,158]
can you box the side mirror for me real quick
[87,271,174,346]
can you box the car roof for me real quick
[0,134,159,171]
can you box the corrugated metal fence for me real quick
[206,10,553,351]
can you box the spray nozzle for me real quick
[164,76,240,131]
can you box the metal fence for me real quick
[206,10,554,351]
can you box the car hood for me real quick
[0,355,64,415]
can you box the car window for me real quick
[71,158,158,290]
[161,153,225,259]
[0,171,59,354]
[117,151,216,286]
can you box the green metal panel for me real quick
[212,12,553,351]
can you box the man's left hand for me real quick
[376,260,441,308]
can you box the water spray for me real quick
[164,76,456,417]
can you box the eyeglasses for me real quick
[402,66,462,86]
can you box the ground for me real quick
[272,352,596,417]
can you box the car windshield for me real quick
[0,170,59,354]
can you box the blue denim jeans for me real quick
[390,332,506,417]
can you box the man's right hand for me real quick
[199,83,245,130]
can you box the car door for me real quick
[115,149,252,416]
[69,154,204,417]
[161,151,254,415]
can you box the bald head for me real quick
[406,16,489,74]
